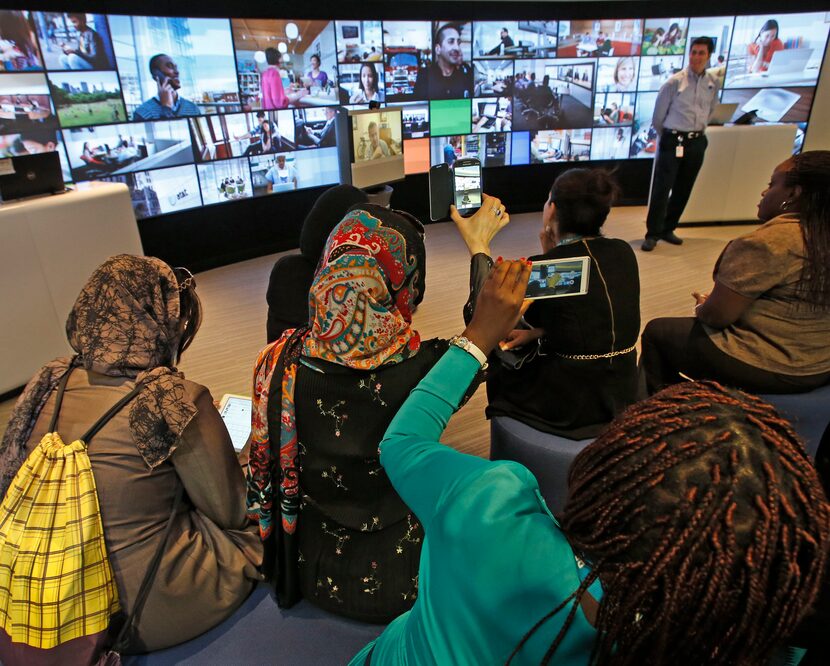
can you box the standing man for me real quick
[414,23,472,100]
[642,37,719,252]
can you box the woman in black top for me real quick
[249,202,505,622]
[458,169,641,439]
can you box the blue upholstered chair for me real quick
[489,416,592,513]
[123,585,384,665]
[760,383,830,458]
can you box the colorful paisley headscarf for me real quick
[246,205,426,543]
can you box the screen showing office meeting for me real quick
[0,10,826,221]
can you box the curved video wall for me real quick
[1,10,827,221]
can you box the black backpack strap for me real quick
[110,482,184,654]
[80,381,144,444]
[47,368,75,433]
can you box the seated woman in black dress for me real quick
[458,168,640,439]
[248,202,505,622]
[640,150,830,394]
[266,184,369,342]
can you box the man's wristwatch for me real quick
[450,335,489,369]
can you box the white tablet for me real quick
[219,394,252,453]
[525,256,591,300]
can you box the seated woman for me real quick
[248,202,505,623]
[0,255,262,655]
[641,150,830,395]
[458,169,640,439]
[266,184,369,342]
[350,261,829,663]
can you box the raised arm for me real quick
[381,259,530,527]
[452,194,510,324]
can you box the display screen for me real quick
[349,107,404,188]
[0,9,826,220]
[453,161,482,211]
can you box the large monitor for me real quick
[0,9,826,222]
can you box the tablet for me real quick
[525,256,590,300]
[219,394,252,453]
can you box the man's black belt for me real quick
[664,129,705,139]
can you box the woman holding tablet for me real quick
[456,168,640,439]
[0,255,262,656]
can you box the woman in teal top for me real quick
[352,259,829,665]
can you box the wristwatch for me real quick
[450,335,489,369]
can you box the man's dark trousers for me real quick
[645,131,708,239]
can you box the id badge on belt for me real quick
[676,145,684,158]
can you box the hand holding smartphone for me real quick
[452,158,483,218]
[429,157,483,221]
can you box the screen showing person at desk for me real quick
[726,13,829,89]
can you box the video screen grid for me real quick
[0,11,826,219]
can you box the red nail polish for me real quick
[496,256,503,262]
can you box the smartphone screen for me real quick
[453,160,482,216]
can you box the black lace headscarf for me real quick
[0,254,198,497]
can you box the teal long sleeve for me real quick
[353,346,599,665]
[379,345,490,528]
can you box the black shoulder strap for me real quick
[80,382,144,444]
[46,368,75,433]
[110,483,184,654]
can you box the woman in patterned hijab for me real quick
[0,254,201,491]
[247,204,445,622]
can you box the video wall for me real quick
[1,10,827,220]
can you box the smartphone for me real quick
[428,162,452,221]
[525,257,591,300]
[453,158,483,217]
[151,68,166,86]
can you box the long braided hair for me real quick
[507,381,830,665]
[787,150,830,309]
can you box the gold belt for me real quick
[555,343,637,361]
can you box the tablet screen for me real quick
[219,394,252,453]
[525,256,591,300]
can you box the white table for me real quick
[673,124,797,223]
[1,182,143,393]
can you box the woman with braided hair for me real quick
[641,150,830,394]
[350,331,830,666]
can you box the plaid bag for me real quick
[0,369,141,664]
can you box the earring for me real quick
[780,200,791,211]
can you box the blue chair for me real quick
[124,585,384,665]
[490,416,592,513]
[760,383,830,458]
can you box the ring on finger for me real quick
[495,208,502,217]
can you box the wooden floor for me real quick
[0,207,755,457]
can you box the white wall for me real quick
[804,41,830,151]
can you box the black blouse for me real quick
[290,338,452,623]
[485,237,641,439]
